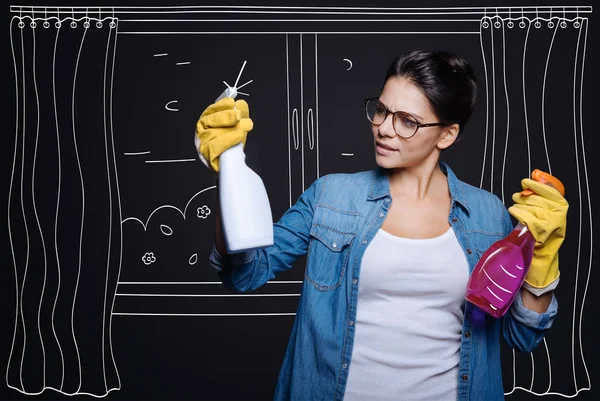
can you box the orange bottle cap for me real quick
[520,169,565,196]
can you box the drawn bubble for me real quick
[160,224,173,236]
[189,253,198,265]
[83,21,90,28]
[507,21,514,28]
[142,252,157,265]
[548,21,555,28]
[110,20,116,28]
[30,21,37,28]
[18,21,25,28]
[70,21,77,28]
[560,21,567,28]
[494,21,501,28]
[482,21,489,28]
[197,205,211,219]
[43,21,50,28]
[96,21,103,28]
[534,21,541,29]
[519,21,526,28]
[55,21,61,28]
[574,21,580,28]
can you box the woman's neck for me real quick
[387,160,448,202]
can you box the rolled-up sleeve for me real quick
[501,288,558,352]
[210,176,323,293]
[209,246,256,272]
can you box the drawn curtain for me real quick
[478,12,591,398]
[7,13,122,397]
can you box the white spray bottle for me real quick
[208,61,274,253]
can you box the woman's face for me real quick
[372,75,453,170]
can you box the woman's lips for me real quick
[376,142,397,155]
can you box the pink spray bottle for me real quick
[464,169,565,318]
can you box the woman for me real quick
[195,49,567,401]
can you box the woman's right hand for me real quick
[194,97,254,172]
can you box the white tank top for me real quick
[344,227,469,401]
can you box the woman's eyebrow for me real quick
[380,98,425,121]
[399,109,424,121]
[407,111,424,121]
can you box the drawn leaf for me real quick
[160,224,173,236]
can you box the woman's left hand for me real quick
[508,177,569,290]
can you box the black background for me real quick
[2,0,598,400]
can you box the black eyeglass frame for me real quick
[363,97,450,139]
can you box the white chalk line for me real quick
[121,186,216,231]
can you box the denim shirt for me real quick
[210,162,558,401]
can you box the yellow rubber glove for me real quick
[508,177,569,289]
[195,97,253,172]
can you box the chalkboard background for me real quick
[2,0,598,400]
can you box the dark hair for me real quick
[384,49,478,139]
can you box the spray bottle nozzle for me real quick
[520,169,565,197]
[216,60,253,102]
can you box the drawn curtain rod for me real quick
[9,5,594,16]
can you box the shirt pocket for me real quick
[470,230,507,256]
[305,223,356,291]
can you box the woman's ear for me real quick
[437,123,460,150]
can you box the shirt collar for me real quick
[367,167,391,201]
[367,161,471,215]
[440,161,471,215]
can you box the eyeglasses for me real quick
[363,98,448,139]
